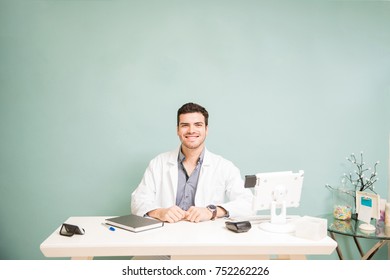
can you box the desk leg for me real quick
[171,255,270,260]
[352,236,364,257]
[329,232,343,260]
[170,255,306,260]
[71,256,94,260]
[361,240,389,260]
[275,255,306,260]
[332,233,389,260]
[388,241,390,260]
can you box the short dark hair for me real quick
[177,102,209,126]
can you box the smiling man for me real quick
[131,102,253,223]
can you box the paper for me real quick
[361,197,372,207]
[355,191,380,219]
[358,204,373,225]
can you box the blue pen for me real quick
[101,223,116,231]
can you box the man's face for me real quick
[177,112,208,151]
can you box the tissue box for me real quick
[295,216,327,241]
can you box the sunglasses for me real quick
[59,223,85,237]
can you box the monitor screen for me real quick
[244,170,304,233]
[249,170,304,212]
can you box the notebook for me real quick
[105,214,164,233]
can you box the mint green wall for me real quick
[1,0,389,260]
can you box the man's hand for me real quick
[185,206,212,223]
[148,206,187,223]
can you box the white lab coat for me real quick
[131,147,253,218]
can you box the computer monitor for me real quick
[244,170,304,233]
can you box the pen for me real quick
[101,223,116,231]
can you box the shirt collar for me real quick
[178,147,205,165]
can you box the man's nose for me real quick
[188,125,195,133]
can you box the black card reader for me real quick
[225,221,252,233]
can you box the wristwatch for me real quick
[206,204,217,220]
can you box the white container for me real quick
[295,216,327,241]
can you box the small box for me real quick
[294,216,327,241]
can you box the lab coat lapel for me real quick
[167,148,179,201]
[195,148,211,205]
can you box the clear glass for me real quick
[332,188,354,220]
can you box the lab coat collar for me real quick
[168,146,210,166]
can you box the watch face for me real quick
[207,204,217,211]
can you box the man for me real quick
[131,102,253,223]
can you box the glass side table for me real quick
[320,214,390,260]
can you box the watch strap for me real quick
[207,205,217,220]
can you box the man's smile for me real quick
[185,135,199,140]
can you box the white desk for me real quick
[40,216,337,260]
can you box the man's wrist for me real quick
[216,206,229,218]
[146,209,160,220]
[206,205,217,220]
